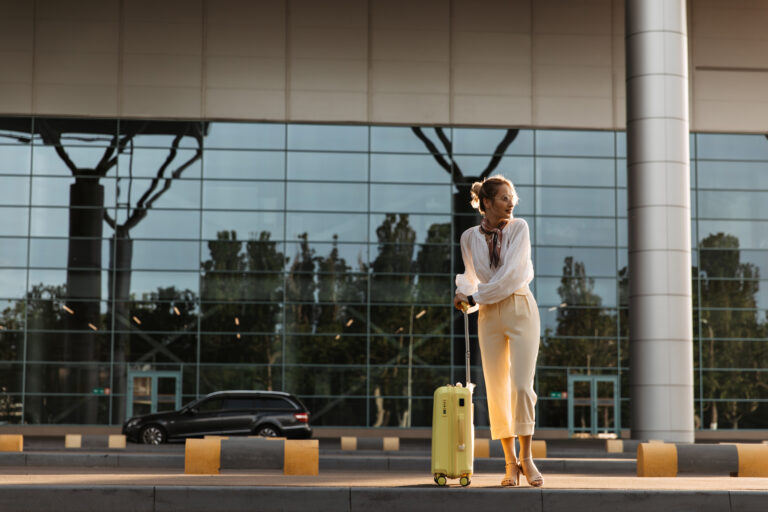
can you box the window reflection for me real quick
[537,157,615,187]
[536,247,616,277]
[204,180,283,210]
[372,126,446,153]
[452,128,534,155]
[451,155,534,185]
[536,130,614,157]
[0,145,31,175]
[369,214,451,245]
[204,122,285,150]
[286,212,366,242]
[371,154,452,183]
[204,150,285,180]
[696,133,768,161]
[288,124,367,152]
[536,217,616,246]
[371,184,451,214]
[202,211,283,241]
[288,152,367,181]
[536,187,615,217]
[287,182,367,212]
[697,161,768,190]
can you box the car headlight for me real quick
[124,418,141,429]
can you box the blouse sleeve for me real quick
[455,229,479,296]
[472,219,533,305]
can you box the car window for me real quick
[254,397,297,410]
[222,397,257,410]
[196,398,225,412]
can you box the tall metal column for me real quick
[626,0,694,442]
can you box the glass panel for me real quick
[116,177,200,210]
[204,122,285,150]
[202,237,285,272]
[157,376,177,412]
[200,304,282,335]
[128,240,201,271]
[537,157,615,187]
[699,249,768,279]
[370,214,451,245]
[118,119,202,149]
[284,366,367,396]
[114,209,199,240]
[24,395,110,424]
[536,247,617,277]
[371,126,448,153]
[283,335,366,364]
[0,144,32,175]
[572,379,592,432]
[696,133,768,160]
[286,182,367,212]
[0,238,27,267]
[287,124,367,152]
[453,184,534,216]
[287,212,366,242]
[536,217,616,246]
[287,152,367,181]
[129,270,199,298]
[132,376,152,416]
[371,184,451,214]
[0,327,23,361]
[33,146,115,177]
[699,190,768,220]
[200,272,282,301]
[452,128,534,155]
[697,161,768,190]
[370,154,452,183]
[285,270,367,302]
[203,180,283,210]
[198,364,282,393]
[204,149,285,180]
[617,158,626,187]
[0,269,27,298]
[300,396,366,426]
[596,380,616,433]
[0,176,29,206]
[698,220,768,250]
[116,148,202,179]
[284,242,367,272]
[536,187,615,216]
[540,306,618,338]
[450,156,534,185]
[0,207,29,236]
[202,211,282,240]
[536,130,614,157]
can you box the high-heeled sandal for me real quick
[518,457,544,487]
[501,461,520,487]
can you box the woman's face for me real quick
[484,184,515,221]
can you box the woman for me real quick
[453,175,543,487]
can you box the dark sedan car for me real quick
[122,390,312,444]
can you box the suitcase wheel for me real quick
[435,474,447,486]
[459,475,471,487]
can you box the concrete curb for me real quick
[0,452,635,474]
[0,486,763,512]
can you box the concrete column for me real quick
[625,0,694,442]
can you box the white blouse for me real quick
[455,218,534,305]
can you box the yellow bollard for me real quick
[185,438,221,475]
[108,435,127,449]
[0,435,23,452]
[382,437,399,451]
[340,436,357,451]
[736,443,768,477]
[637,442,677,477]
[64,434,82,449]
[532,440,547,459]
[284,439,318,476]
[474,438,490,458]
[606,439,623,453]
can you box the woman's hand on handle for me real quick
[454,292,468,311]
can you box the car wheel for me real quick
[255,425,281,438]
[140,424,167,445]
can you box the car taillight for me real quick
[294,412,309,423]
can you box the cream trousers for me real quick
[477,287,540,439]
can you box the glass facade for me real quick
[0,117,766,430]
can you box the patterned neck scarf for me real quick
[479,218,509,269]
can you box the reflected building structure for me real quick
[0,1,767,434]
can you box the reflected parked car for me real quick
[122,390,312,444]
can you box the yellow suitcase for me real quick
[431,305,476,487]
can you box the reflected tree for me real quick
[698,233,767,429]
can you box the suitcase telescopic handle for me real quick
[463,309,471,387]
